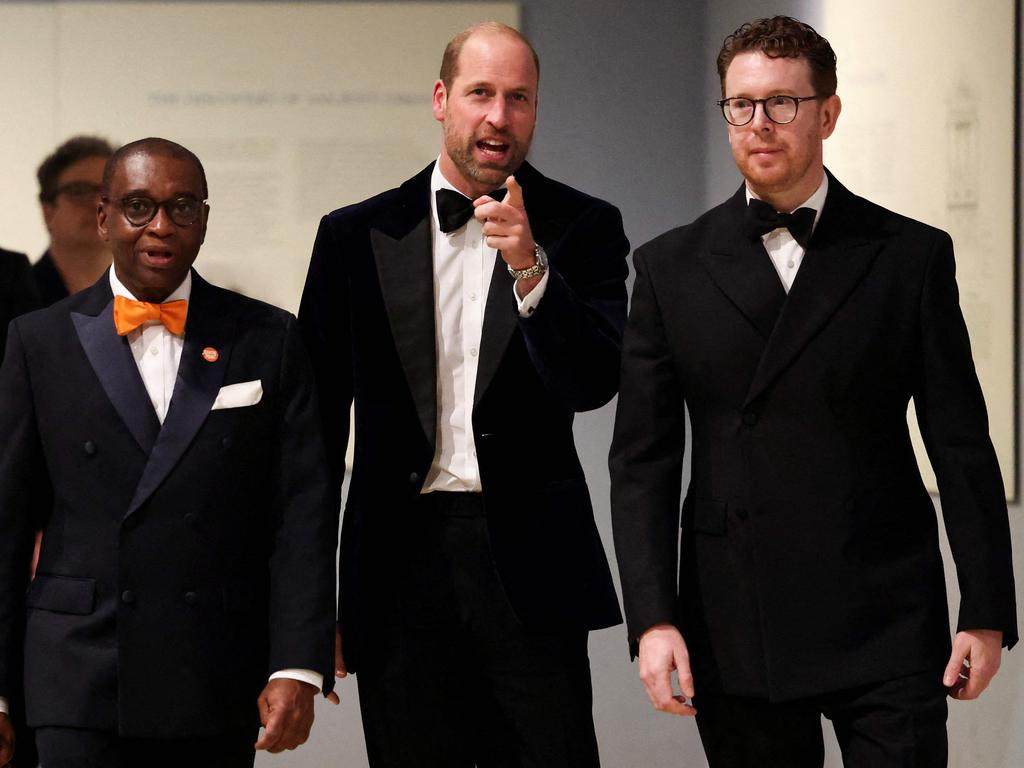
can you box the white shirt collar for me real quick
[109,267,192,303]
[745,172,829,232]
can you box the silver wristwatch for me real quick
[507,245,548,280]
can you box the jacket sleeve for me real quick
[609,246,686,655]
[0,322,49,701]
[913,230,1017,648]
[516,199,630,411]
[265,315,339,692]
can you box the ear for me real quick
[819,94,842,140]
[432,79,447,124]
[41,201,56,234]
[97,200,110,242]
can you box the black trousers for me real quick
[34,726,257,768]
[693,666,949,767]
[356,492,600,768]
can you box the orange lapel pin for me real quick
[201,347,220,363]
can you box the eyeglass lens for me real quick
[723,96,800,125]
[121,197,202,227]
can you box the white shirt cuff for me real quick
[0,696,7,715]
[514,267,550,317]
[269,668,323,692]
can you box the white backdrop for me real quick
[0,1,517,313]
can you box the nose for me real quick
[145,205,175,236]
[750,102,774,132]
[486,98,509,130]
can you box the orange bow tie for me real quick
[113,295,188,336]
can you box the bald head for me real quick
[439,22,539,91]
[102,138,208,199]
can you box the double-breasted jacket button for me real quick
[123,515,138,531]
[120,590,136,604]
[184,591,198,606]
[408,471,421,486]
[221,436,232,450]
[184,512,198,527]
[83,440,97,456]
[741,411,758,427]
[735,507,750,521]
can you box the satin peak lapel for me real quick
[743,203,880,408]
[474,254,518,408]
[126,275,235,517]
[71,291,160,455]
[371,219,437,450]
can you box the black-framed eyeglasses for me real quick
[102,195,206,227]
[717,95,828,126]
[53,181,103,203]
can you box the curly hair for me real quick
[717,16,837,97]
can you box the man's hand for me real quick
[325,624,346,705]
[0,712,14,766]
[254,678,317,753]
[473,176,542,298]
[943,629,1003,700]
[638,624,697,716]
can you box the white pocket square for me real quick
[211,380,263,410]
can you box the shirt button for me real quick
[149,346,159,356]
[470,292,478,301]
[470,348,478,357]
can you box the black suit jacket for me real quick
[610,172,1017,702]
[0,271,337,737]
[299,161,627,672]
[0,248,40,362]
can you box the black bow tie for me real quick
[435,187,506,234]
[745,198,816,248]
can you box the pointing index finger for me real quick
[504,175,524,209]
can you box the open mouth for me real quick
[141,249,175,267]
[476,139,510,158]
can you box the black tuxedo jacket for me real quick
[0,271,336,737]
[0,248,40,361]
[610,172,1017,702]
[299,161,627,671]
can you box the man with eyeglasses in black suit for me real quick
[33,135,115,306]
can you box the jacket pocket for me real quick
[692,499,727,536]
[25,574,96,615]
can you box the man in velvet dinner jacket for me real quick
[0,138,336,767]
[300,22,627,766]
[610,16,1017,768]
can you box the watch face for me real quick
[535,245,548,267]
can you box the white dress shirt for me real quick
[422,161,548,493]
[746,173,828,292]
[0,272,320,717]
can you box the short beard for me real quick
[442,123,531,192]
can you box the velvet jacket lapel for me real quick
[370,164,437,451]
[125,272,236,517]
[71,275,161,455]
[743,172,881,407]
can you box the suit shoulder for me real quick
[849,194,949,245]
[204,282,296,331]
[321,185,406,230]
[634,197,730,263]
[525,169,620,218]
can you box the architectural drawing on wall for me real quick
[823,0,1017,500]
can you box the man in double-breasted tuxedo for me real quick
[610,16,1017,767]
[299,22,627,766]
[0,138,337,767]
